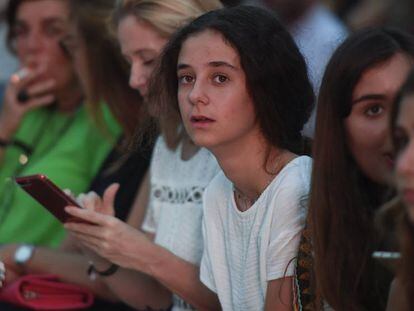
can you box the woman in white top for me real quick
[64,1,224,310]
[150,5,314,310]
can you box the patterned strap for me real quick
[294,225,323,310]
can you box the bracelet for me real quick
[87,261,119,281]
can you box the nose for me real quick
[18,31,45,68]
[396,140,414,180]
[129,62,149,95]
[188,80,208,106]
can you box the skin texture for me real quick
[177,29,295,310]
[117,16,167,97]
[177,30,258,154]
[344,53,413,186]
[0,0,81,154]
[395,95,414,222]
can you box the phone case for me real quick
[15,174,81,223]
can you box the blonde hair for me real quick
[113,0,222,37]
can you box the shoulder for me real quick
[203,170,231,212]
[204,170,230,198]
[269,156,312,204]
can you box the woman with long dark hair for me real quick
[307,28,414,310]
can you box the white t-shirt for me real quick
[200,156,312,311]
[142,136,221,310]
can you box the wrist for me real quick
[13,244,35,274]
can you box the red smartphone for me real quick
[15,174,82,223]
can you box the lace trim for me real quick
[152,185,204,204]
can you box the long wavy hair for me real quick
[310,28,414,311]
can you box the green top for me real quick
[0,104,121,247]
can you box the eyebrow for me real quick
[177,61,237,71]
[352,94,387,105]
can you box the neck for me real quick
[55,82,83,114]
[211,130,294,201]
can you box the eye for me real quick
[394,128,409,154]
[364,104,384,117]
[44,25,66,38]
[213,74,228,84]
[178,74,194,85]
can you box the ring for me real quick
[17,89,30,103]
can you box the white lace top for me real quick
[142,136,220,310]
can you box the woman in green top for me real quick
[0,0,120,247]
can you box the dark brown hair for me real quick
[149,5,314,155]
[310,28,414,310]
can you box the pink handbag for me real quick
[0,274,94,310]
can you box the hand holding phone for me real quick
[15,174,82,223]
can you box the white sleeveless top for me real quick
[142,135,221,310]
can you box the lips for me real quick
[190,115,215,124]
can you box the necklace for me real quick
[233,185,258,212]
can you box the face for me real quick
[177,30,258,150]
[13,0,77,95]
[344,53,412,186]
[117,15,167,97]
[394,94,414,223]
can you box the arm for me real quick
[264,277,293,311]
[65,185,220,310]
[0,244,117,301]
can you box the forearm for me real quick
[24,247,117,301]
[144,245,221,311]
[102,268,172,310]
[83,244,171,310]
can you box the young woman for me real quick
[63,1,224,310]
[384,69,414,311]
[0,0,120,247]
[305,28,414,310]
[140,5,314,310]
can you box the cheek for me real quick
[345,116,388,154]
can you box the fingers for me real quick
[63,189,76,201]
[79,192,101,211]
[64,206,114,227]
[9,67,55,108]
[102,183,119,216]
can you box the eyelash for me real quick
[177,73,229,85]
[364,104,384,117]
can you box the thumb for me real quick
[102,183,119,216]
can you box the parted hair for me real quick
[149,5,314,154]
[310,27,414,311]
